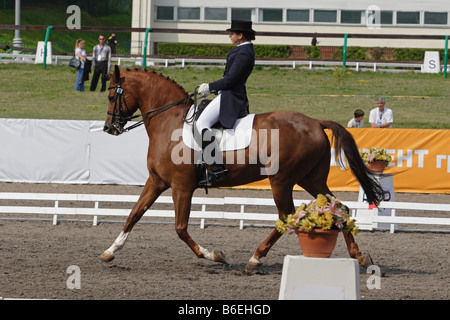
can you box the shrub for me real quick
[394,48,426,61]
[303,46,321,59]
[332,47,368,60]
[157,43,291,58]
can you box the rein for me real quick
[107,81,196,134]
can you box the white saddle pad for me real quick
[182,105,256,152]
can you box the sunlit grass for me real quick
[0,63,449,128]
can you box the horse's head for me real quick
[104,65,140,135]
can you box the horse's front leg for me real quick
[172,188,227,264]
[99,177,168,262]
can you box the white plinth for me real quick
[358,173,396,231]
[279,255,360,300]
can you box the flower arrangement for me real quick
[275,194,358,236]
[360,146,392,165]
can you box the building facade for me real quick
[131,0,450,54]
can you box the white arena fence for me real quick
[0,192,449,233]
[0,52,434,73]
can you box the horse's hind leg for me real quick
[298,157,372,268]
[245,178,295,272]
[99,177,168,262]
[172,188,227,264]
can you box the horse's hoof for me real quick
[244,256,262,274]
[99,251,115,262]
[244,262,262,274]
[212,250,228,264]
[358,254,373,268]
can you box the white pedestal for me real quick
[357,173,396,231]
[35,41,52,65]
[278,255,360,300]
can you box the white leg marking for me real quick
[104,231,129,256]
[199,245,214,261]
[248,254,261,265]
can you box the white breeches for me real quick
[195,94,221,134]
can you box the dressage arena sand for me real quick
[0,182,448,300]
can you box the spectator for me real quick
[347,109,365,127]
[107,33,118,54]
[311,36,319,46]
[369,96,393,128]
[74,39,87,92]
[90,34,111,92]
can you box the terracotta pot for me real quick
[368,161,386,173]
[297,229,340,258]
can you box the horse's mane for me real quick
[122,67,189,96]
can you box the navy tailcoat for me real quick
[208,43,255,129]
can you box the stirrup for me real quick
[197,166,228,187]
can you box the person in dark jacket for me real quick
[196,20,256,187]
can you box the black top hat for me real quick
[226,20,255,37]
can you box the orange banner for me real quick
[241,128,450,194]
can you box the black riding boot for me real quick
[197,129,228,187]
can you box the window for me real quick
[156,6,174,20]
[366,10,392,25]
[204,8,227,21]
[341,10,363,24]
[314,10,337,23]
[286,9,309,22]
[397,11,420,24]
[231,8,253,21]
[259,8,282,22]
[424,12,448,25]
[178,7,200,20]
[380,11,393,24]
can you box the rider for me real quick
[196,20,256,187]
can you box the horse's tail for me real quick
[319,120,384,205]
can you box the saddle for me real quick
[183,100,255,152]
[194,99,250,123]
[185,99,254,192]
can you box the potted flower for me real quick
[360,146,392,173]
[276,194,358,258]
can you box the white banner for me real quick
[0,119,148,185]
[2,119,449,193]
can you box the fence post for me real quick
[143,27,151,69]
[444,35,448,79]
[43,25,53,69]
[343,33,348,67]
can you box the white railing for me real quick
[1,53,438,73]
[0,192,448,233]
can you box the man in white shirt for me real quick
[369,96,393,128]
[90,34,111,92]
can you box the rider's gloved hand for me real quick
[198,83,211,97]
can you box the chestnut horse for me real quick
[99,65,383,271]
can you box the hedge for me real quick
[156,42,445,62]
[157,43,291,58]
[332,46,445,61]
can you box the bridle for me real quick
[107,79,196,134]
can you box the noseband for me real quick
[107,81,133,134]
[107,80,195,134]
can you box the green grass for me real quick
[0,63,449,129]
[0,1,131,52]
